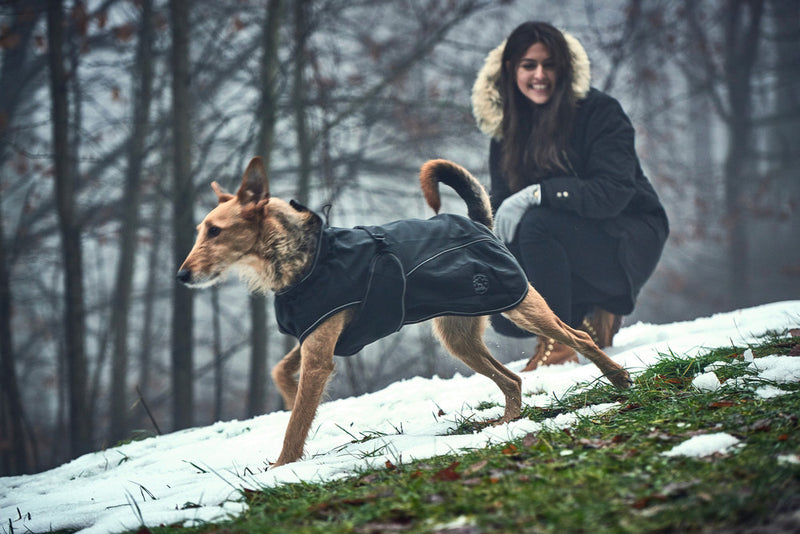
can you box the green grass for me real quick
[144,333,800,533]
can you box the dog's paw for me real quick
[269,458,290,469]
[608,368,632,389]
[492,412,523,427]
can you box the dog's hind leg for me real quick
[504,286,632,389]
[432,315,522,423]
[272,311,347,468]
[271,344,302,410]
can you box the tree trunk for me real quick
[212,287,223,421]
[684,1,716,234]
[109,0,154,445]
[722,0,764,309]
[0,195,29,475]
[247,0,285,418]
[293,0,312,206]
[277,0,314,364]
[47,0,91,458]
[0,0,44,477]
[769,1,799,170]
[170,0,195,430]
[138,188,165,403]
[754,0,800,303]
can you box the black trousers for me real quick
[495,207,629,335]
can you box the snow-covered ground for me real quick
[2,300,799,534]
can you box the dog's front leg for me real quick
[271,311,347,467]
[271,344,302,410]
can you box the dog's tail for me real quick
[419,159,494,229]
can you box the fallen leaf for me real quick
[748,419,772,432]
[647,430,672,441]
[709,400,737,408]
[432,462,460,481]
[632,494,667,509]
[697,492,713,502]
[462,459,488,476]
[661,480,697,497]
[358,473,380,485]
[522,433,538,448]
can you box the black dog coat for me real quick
[274,212,530,356]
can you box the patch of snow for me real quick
[777,454,800,465]
[755,385,788,399]
[662,433,741,458]
[749,354,800,383]
[692,372,721,392]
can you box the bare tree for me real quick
[721,1,764,307]
[293,0,312,205]
[0,0,46,477]
[47,0,91,458]
[170,0,194,430]
[682,1,765,308]
[247,0,285,418]
[748,0,800,303]
[108,0,155,445]
[0,183,29,474]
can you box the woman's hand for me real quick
[493,183,541,243]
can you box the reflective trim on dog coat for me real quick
[274,213,529,356]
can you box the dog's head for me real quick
[177,157,308,293]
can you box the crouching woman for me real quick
[471,21,669,370]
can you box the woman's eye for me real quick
[207,226,221,237]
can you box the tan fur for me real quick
[178,157,631,468]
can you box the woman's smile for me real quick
[515,42,556,105]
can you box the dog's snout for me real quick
[176,269,192,285]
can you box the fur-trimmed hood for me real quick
[471,31,591,139]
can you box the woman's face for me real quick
[514,42,556,105]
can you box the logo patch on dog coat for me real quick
[473,274,489,294]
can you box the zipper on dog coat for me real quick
[274,212,529,356]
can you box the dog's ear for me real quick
[211,182,234,204]
[237,157,270,206]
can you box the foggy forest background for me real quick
[1,0,797,476]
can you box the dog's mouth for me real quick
[176,268,221,288]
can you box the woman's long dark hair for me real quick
[500,22,576,193]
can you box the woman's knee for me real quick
[516,206,558,243]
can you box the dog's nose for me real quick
[176,269,192,285]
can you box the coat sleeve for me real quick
[540,94,639,219]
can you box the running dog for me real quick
[177,157,631,467]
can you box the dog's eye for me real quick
[207,225,221,238]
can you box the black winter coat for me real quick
[274,213,530,356]
[489,88,669,314]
